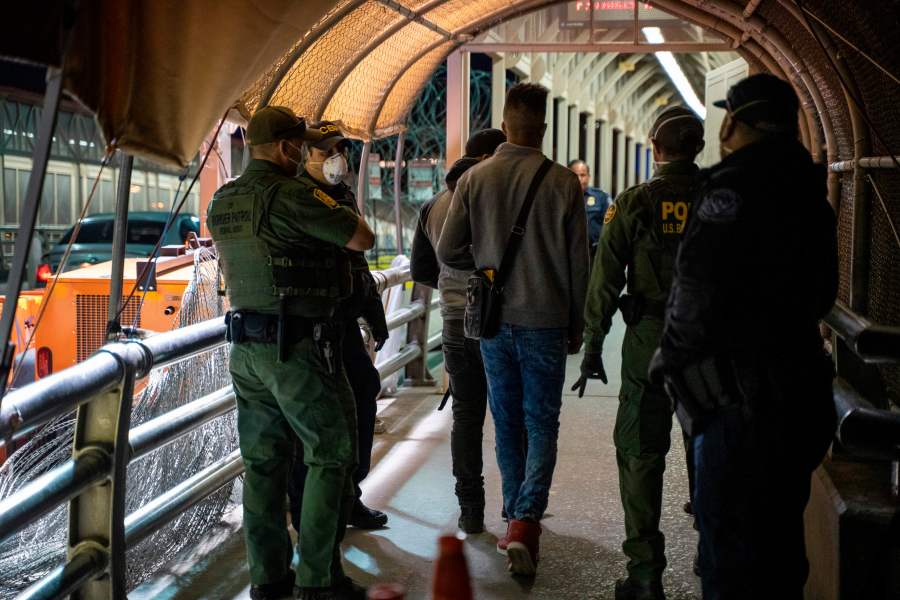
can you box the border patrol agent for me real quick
[573,107,705,600]
[289,121,390,532]
[207,106,375,600]
[651,74,837,600]
[568,159,611,260]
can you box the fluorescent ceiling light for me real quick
[642,27,707,119]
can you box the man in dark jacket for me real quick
[410,128,506,534]
[290,121,391,532]
[651,74,838,600]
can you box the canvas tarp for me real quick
[4,0,338,167]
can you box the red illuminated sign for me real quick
[573,1,653,10]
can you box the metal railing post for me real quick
[67,344,148,599]
[0,67,64,402]
[107,153,134,340]
[403,282,434,385]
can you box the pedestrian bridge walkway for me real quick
[131,316,702,600]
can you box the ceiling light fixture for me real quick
[642,27,707,119]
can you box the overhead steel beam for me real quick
[462,42,734,53]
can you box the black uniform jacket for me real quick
[658,137,838,371]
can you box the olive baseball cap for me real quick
[305,120,347,151]
[650,106,704,142]
[246,106,308,145]
[713,73,799,134]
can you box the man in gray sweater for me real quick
[437,83,589,578]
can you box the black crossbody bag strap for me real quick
[494,158,553,290]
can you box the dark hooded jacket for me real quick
[410,156,479,320]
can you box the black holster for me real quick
[618,294,646,326]
[619,294,666,326]
[664,355,755,437]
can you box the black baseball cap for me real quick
[713,73,799,134]
[305,120,347,151]
[246,106,308,145]
[465,128,506,158]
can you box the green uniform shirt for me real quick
[208,159,360,317]
[583,160,699,352]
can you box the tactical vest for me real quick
[630,173,698,301]
[208,177,351,315]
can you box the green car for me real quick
[40,211,200,282]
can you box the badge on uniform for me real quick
[603,203,617,224]
[698,189,742,223]
[313,188,339,209]
[587,197,596,206]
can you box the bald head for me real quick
[502,83,548,148]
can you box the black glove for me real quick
[372,326,389,352]
[571,351,608,398]
[647,348,666,385]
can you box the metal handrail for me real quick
[129,386,236,461]
[385,300,426,331]
[6,264,437,600]
[0,447,111,544]
[825,303,900,364]
[834,378,900,461]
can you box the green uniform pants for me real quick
[614,317,673,584]
[229,337,357,588]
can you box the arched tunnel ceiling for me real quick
[237,0,747,141]
[8,0,890,169]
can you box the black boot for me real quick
[614,577,666,600]
[251,570,295,600]
[294,587,335,600]
[348,500,388,529]
[458,505,485,534]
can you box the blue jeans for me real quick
[480,323,568,521]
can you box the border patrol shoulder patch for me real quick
[313,188,339,209]
[697,188,742,223]
[603,203,617,224]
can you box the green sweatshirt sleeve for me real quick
[582,188,640,352]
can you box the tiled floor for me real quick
[132,315,702,599]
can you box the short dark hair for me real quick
[503,83,548,142]
[567,159,588,170]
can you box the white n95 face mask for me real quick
[322,153,348,185]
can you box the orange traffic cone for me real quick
[432,533,474,600]
[367,582,406,599]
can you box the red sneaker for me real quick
[505,519,541,577]
[496,522,510,556]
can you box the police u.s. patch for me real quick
[603,203,617,224]
[697,189,742,223]
[660,200,691,234]
[313,188,339,209]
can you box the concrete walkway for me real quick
[132,315,702,599]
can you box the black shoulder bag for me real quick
[464,158,553,340]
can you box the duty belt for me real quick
[225,310,314,344]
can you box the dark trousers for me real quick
[693,369,835,600]
[289,321,381,530]
[442,318,488,509]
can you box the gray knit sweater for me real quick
[436,142,589,336]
